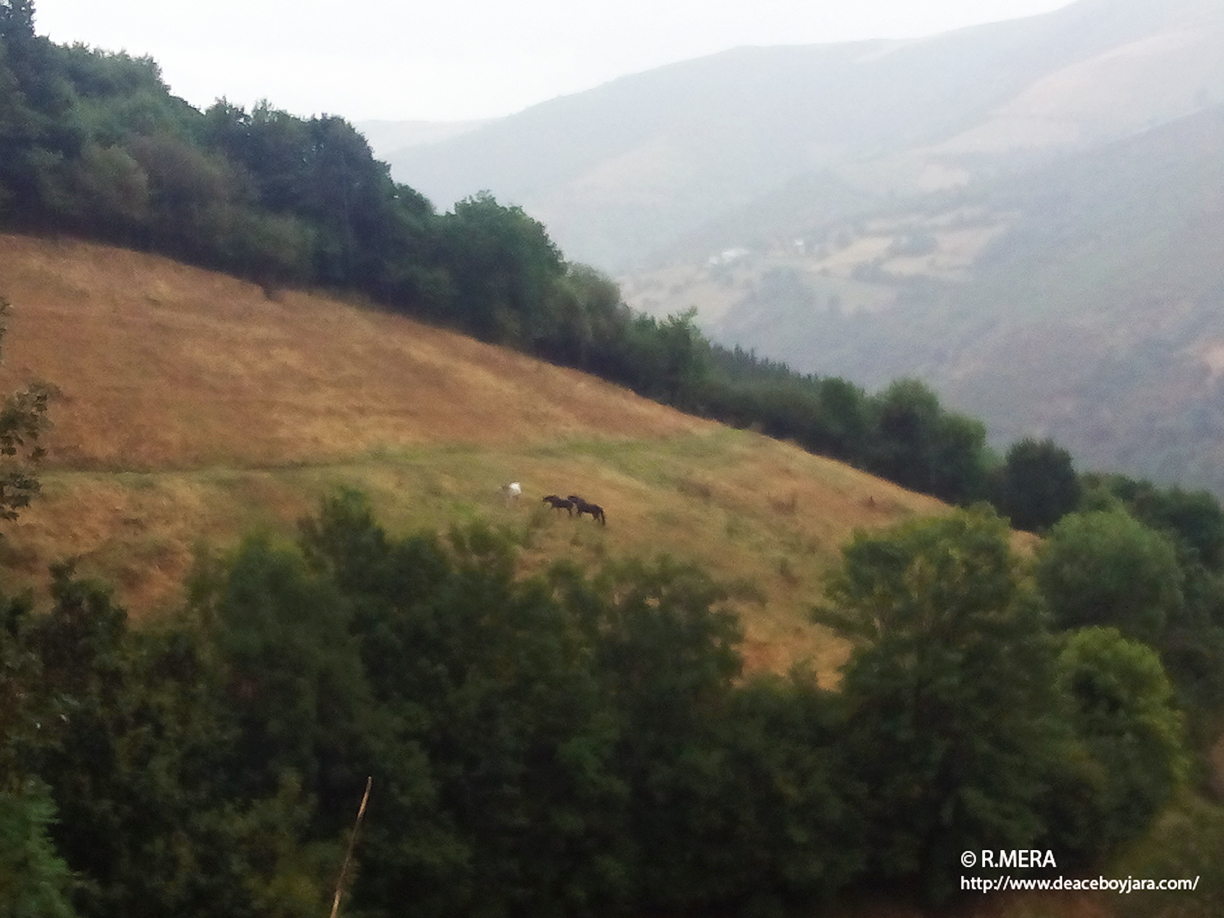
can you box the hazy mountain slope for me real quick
[383,0,1223,270]
[0,235,948,677]
[935,105,1224,489]
[657,105,1224,493]
[353,118,491,156]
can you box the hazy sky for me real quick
[34,0,1076,122]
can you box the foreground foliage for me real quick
[1,495,1214,917]
[817,509,1074,900]
[0,297,52,522]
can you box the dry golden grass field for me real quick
[0,233,957,683]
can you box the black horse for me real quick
[541,494,573,516]
[567,495,606,526]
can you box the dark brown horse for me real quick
[542,494,573,516]
[567,495,606,526]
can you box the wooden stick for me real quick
[329,777,372,918]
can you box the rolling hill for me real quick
[0,234,948,679]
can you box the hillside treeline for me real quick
[1,1,1008,507]
[3,492,1220,918]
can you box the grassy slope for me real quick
[0,233,951,681]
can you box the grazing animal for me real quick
[567,495,606,526]
[542,494,573,516]
[500,481,522,505]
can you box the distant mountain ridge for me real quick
[377,0,1223,271]
[353,118,490,157]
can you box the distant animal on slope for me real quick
[500,481,522,505]
[567,495,606,526]
[542,494,573,516]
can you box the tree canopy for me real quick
[817,507,1073,899]
[0,490,1215,916]
[994,437,1081,532]
[1037,509,1184,642]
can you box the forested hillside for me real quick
[631,104,1224,494]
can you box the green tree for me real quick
[1108,476,1224,570]
[1053,627,1188,858]
[0,783,76,918]
[1160,561,1224,725]
[540,263,627,370]
[13,559,337,918]
[654,309,708,408]
[816,507,1071,900]
[687,673,865,913]
[1075,477,1224,722]
[0,0,79,220]
[994,437,1081,532]
[0,297,52,522]
[204,534,374,815]
[548,555,748,912]
[298,495,631,918]
[0,292,75,917]
[1037,509,1183,641]
[125,132,244,259]
[67,141,149,236]
[867,379,988,504]
[437,191,565,343]
[0,1,36,41]
[0,582,76,918]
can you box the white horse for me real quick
[500,481,522,505]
